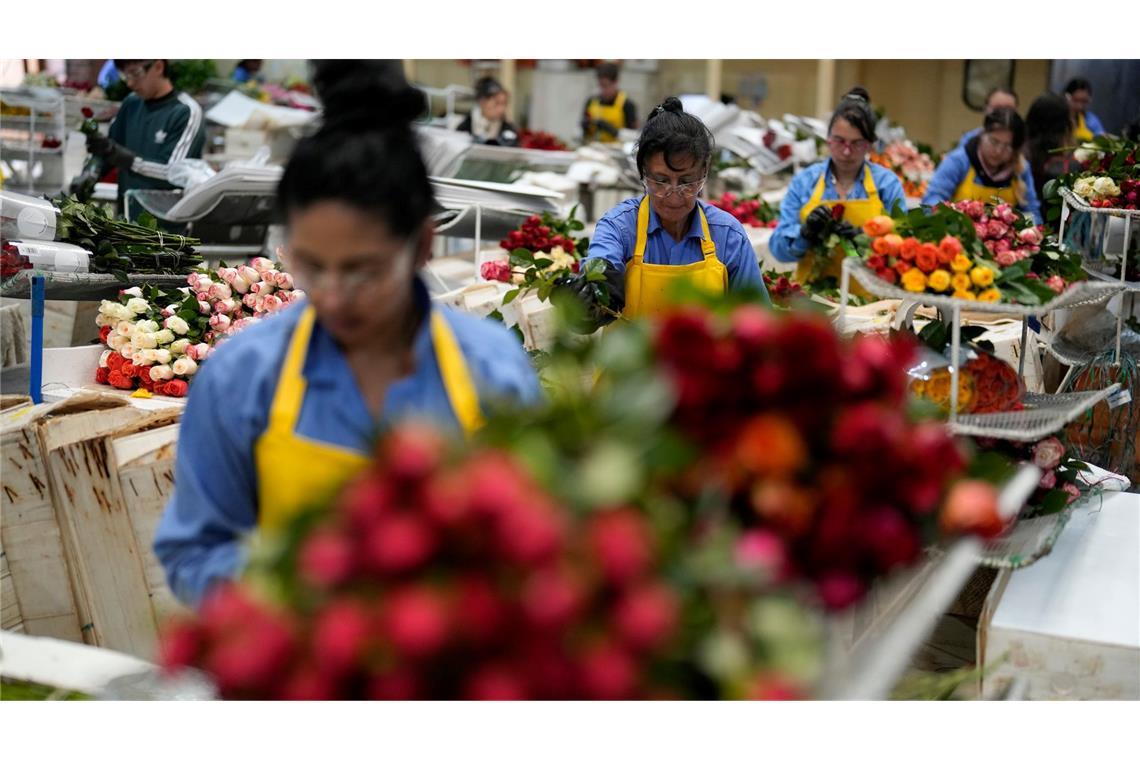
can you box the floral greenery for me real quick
[53,196,201,281]
[1043,135,1140,221]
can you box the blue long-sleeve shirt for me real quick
[153,279,542,608]
[922,143,1042,224]
[584,197,768,302]
[769,160,907,263]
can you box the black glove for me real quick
[87,133,135,170]
[553,260,626,333]
[594,119,619,137]
[833,220,859,241]
[67,157,104,201]
[800,205,834,247]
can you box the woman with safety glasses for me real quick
[154,61,541,609]
[922,107,1041,224]
[770,88,906,285]
[564,97,766,328]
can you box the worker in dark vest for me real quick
[581,62,638,144]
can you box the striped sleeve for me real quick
[131,93,203,181]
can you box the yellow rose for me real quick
[950,254,973,273]
[901,268,928,292]
[978,287,1002,303]
[951,273,972,292]
[953,290,977,301]
[928,269,952,292]
[970,266,995,287]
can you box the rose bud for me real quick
[312,599,372,676]
[520,568,586,630]
[150,364,175,382]
[172,357,199,377]
[588,508,653,586]
[278,664,338,701]
[579,642,638,700]
[613,583,679,651]
[364,512,438,574]
[207,282,233,301]
[381,586,449,658]
[250,256,275,274]
[157,618,204,673]
[237,265,261,286]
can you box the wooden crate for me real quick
[1,543,24,633]
[38,405,181,659]
[0,393,135,642]
[109,421,185,624]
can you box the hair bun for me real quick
[648,96,685,121]
[842,86,872,105]
[311,59,426,132]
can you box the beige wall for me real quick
[376,59,1055,147]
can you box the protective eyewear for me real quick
[120,61,156,80]
[643,176,707,199]
[827,137,870,154]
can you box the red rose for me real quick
[106,352,125,372]
[99,325,112,343]
[878,268,899,285]
[298,527,356,588]
[95,367,110,385]
[312,599,372,676]
[588,508,654,587]
[162,379,189,397]
[893,260,912,274]
[120,361,138,379]
[364,511,438,575]
[612,583,679,651]
[830,204,845,221]
[815,572,866,610]
[107,370,133,390]
[381,585,449,659]
[464,664,529,700]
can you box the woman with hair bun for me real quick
[154,60,541,609]
[563,96,766,329]
[770,87,906,285]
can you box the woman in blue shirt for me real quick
[957,86,1019,150]
[770,88,906,286]
[563,97,766,328]
[154,61,541,608]
[923,107,1042,224]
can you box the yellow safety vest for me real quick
[587,91,628,144]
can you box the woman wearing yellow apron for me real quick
[564,97,767,329]
[1064,77,1105,142]
[923,107,1043,224]
[580,62,638,144]
[154,61,541,608]
[770,88,906,290]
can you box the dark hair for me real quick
[1025,93,1072,194]
[114,59,170,78]
[1064,77,1093,95]
[596,63,620,82]
[983,106,1027,150]
[474,76,505,102]
[276,60,434,240]
[829,87,876,142]
[634,97,715,178]
[985,86,1018,107]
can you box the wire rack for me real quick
[0,270,192,301]
[841,259,1124,319]
[948,385,1120,441]
[1059,188,1140,221]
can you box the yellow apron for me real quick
[586,91,627,144]
[254,306,484,533]
[621,196,728,320]
[951,165,1024,207]
[1073,112,1094,143]
[795,165,882,297]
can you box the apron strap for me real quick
[860,162,879,201]
[633,195,651,263]
[800,171,829,222]
[266,305,317,436]
[430,311,485,437]
[697,204,717,257]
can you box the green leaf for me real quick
[502,289,521,305]
[533,256,557,270]
[568,219,585,232]
[509,248,535,267]
[917,320,949,351]
[486,309,505,323]
[1037,489,1070,516]
[137,212,158,231]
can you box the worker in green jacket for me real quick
[71,59,206,209]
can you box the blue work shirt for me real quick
[922,143,1042,224]
[97,60,119,89]
[585,196,768,301]
[154,278,542,608]
[769,160,907,263]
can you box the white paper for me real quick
[205,91,317,130]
